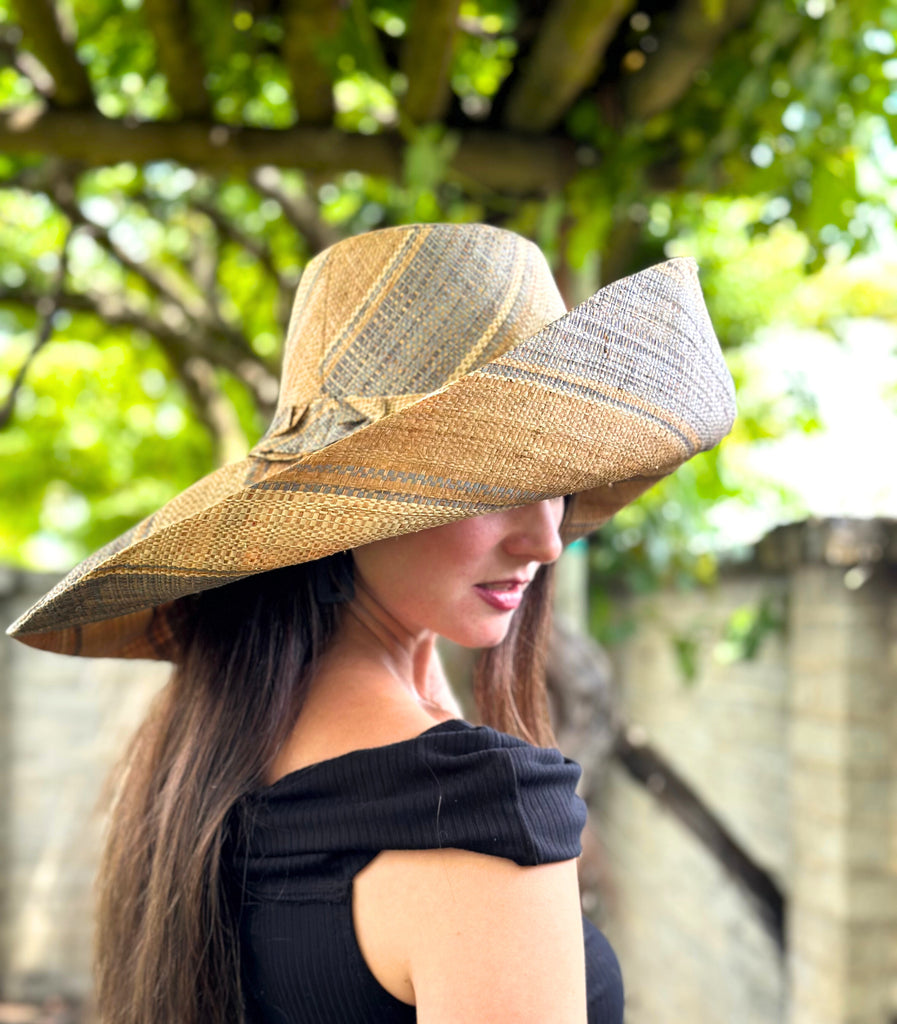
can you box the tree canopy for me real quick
[1,0,895,577]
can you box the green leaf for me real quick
[403,125,460,192]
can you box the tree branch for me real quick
[249,166,342,253]
[0,25,56,98]
[142,0,211,118]
[0,229,73,429]
[49,180,258,362]
[504,0,636,133]
[401,0,462,124]
[280,0,344,125]
[622,0,760,120]
[0,283,279,417]
[0,105,578,195]
[166,351,251,464]
[188,214,222,316]
[191,195,297,305]
[51,181,198,315]
[8,0,92,108]
[193,195,296,330]
[547,618,617,788]
[614,724,785,951]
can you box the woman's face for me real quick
[351,498,565,649]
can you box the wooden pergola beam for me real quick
[142,0,210,118]
[504,0,635,133]
[400,0,462,124]
[0,107,579,194]
[623,0,760,120]
[280,0,344,125]
[8,0,92,108]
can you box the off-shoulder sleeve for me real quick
[240,721,586,882]
[401,723,586,864]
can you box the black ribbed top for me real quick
[228,719,624,1023]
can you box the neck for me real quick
[319,581,461,719]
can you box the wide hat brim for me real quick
[8,256,735,660]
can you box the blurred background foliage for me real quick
[0,0,895,636]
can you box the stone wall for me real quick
[601,519,897,1024]
[0,568,168,1003]
[1,518,895,1021]
[602,571,789,1023]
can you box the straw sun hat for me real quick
[9,222,735,660]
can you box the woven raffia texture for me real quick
[8,223,735,659]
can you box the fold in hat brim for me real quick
[8,257,735,659]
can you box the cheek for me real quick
[423,517,502,566]
[353,535,448,611]
[352,525,500,637]
[357,521,495,582]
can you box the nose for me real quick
[502,498,564,565]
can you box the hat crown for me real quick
[253,223,567,458]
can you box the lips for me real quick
[473,578,529,612]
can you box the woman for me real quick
[8,223,735,1023]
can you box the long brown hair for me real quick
[95,551,556,1024]
[473,561,556,747]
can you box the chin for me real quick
[447,622,513,650]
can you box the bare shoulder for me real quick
[354,848,588,1023]
[268,674,450,780]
